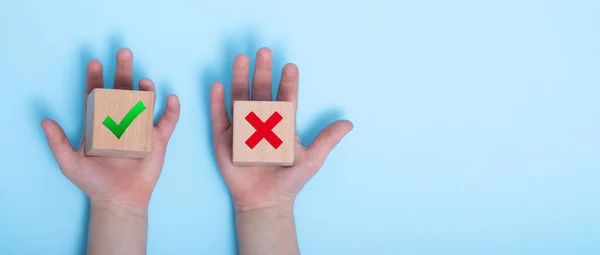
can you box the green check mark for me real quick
[102,100,147,139]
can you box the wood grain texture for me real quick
[84,88,154,158]
[232,100,295,166]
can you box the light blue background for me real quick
[1,0,599,254]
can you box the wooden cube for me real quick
[84,88,155,158]
[232,100,295,166]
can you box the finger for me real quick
[211,82,231,134]
[231,54,250,109]
[155,94,181,144]
[307,120,354,168]
[251,47,273,101]
[276,63,299,111]
[138,78,155,92]
[84,60,104,97]
[83,60,104,134]
[41,119,78,168]
[114,48,134,90]
[138,78,156,102]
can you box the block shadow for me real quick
[31,32,153,255]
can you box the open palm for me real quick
[209,48,353,211]
[41,48,180,207]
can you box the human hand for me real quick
[209,47,353,212]
[41,48,181,210]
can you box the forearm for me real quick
[235,203,300,255]
[86,201,149,255]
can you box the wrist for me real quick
[235,201,295,221]
[233,194,297,212]
[86,198,149,255]
[90,198,149,220]
[234,200,294,213]
[234,201,299,254]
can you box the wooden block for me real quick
[232,100,295,166]
[84,88,155,158]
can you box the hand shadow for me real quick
[298,109,345,147]
[199,28,346,150]
[199,29,262,254]
[199,27,347,252]
[103,35,172,125]
[31,32,152,255]
[200,28,291,173]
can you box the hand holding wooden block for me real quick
[84,88,155,158]
[232,100,295,166]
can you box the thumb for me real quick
[41,119,78,167]
[306,120,354,169]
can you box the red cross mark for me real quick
[245,111,283,149]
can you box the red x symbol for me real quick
[245,111,283,149]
